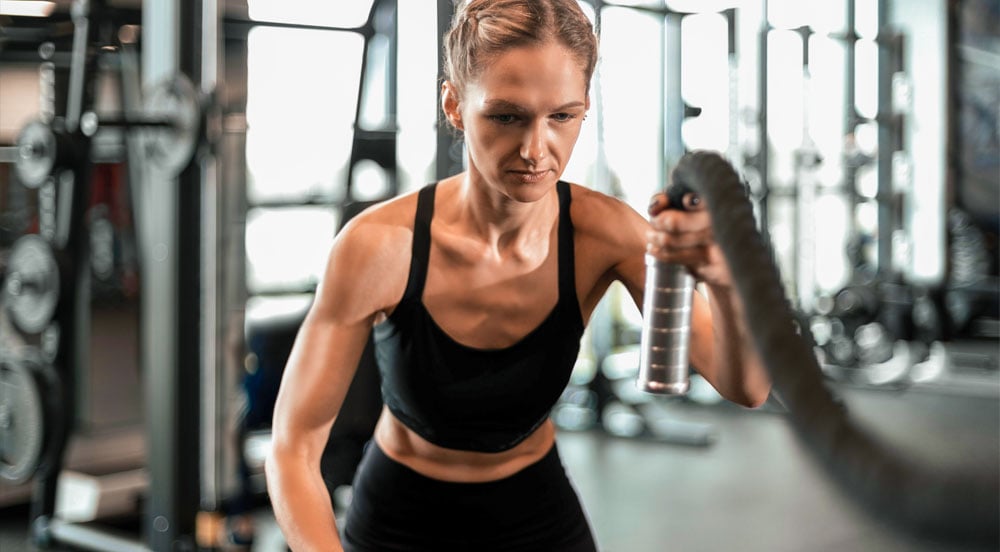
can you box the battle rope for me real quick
[670,150,999,546]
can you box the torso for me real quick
[368,175,646,482]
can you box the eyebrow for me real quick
[482,99,586,112]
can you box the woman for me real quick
[266,1,771,550]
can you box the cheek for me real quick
[554,125,583,155]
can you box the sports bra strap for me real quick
[402,183,436,301]
[556,180,577,304]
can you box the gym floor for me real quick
[1,383,997,552]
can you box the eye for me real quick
[551,112,576,122]
[488,114,517,125]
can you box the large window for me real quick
[243,1,436,295]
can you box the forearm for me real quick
[705,284,771,407]
[266,448,343,552]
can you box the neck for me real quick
[452,172,559,258]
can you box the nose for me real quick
[519,121,547,165]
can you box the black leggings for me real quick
[342,441,598,552]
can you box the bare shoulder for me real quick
[563,182,649,314]
[566,183,648,252]
[312,190,422,323]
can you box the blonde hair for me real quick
[444,0,598,96]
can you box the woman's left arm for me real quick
[643,192,771,407]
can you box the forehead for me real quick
[465,42,588,109]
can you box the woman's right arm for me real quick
[265,210,409,551]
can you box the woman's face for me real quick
[444,41,589,203]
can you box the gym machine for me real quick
[0,0,244,549]
[797,0,999,391]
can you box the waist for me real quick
[373,406,557,483]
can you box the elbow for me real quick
[264,438,295,492]
[740,392,770,409]
[717,379,771,408]
[263,446,281,493]
[732,385,771,409]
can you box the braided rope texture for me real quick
[672,150,999,547]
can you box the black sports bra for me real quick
[372,181,585,453]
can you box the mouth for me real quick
[508,169,551,184]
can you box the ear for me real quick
[441,81,464,131]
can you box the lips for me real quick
[509,169,551,184]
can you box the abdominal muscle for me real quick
[372,405,557,483]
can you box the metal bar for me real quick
[384,0,399,196]
[141,0,180,547]
[590,1,613,196]
[842,0,861,282]
[793,25,818,310]
[875,0,893,277]
[172,0,203,545]
[65,0,93,131]
[216,125,249,515]
[608,2,688,17]
[199,0,225,517]
[845,0,858,131]
[345,1,377,197]
[724,8,740,165]
[663,12,684,176]
[86,118,173,128]
[48,519,152,552]
[757,0,771,241]
[435,0,461,180]
[223,16,370,37]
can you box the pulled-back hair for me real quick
[444,0,598,96]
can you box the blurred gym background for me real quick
[0,0,997,550]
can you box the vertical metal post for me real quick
[755,0,771,242]
[435,0,462,180]
[723,8,739,166]
[175,0,204,545]
[662,11,684,178]
[140,0,182,548]
[845,0,858,134]
[197,0,231,522]
[346,0,399,200]
[31,0,100,535]
[590,0,614,196]
[383,0,398,132]
[794,26,819,311]
[843,0,861,276]
[875,0,894,278]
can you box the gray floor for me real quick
[556,388,999,552]
[4,383,996,552]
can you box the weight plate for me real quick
[14,120,58,189]
[3,234,60,335]
[0,360,46,484]
[144,73,201,175]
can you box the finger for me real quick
[648,192,669,216]
[645,228,714,250]
[662,227,715,249]
[649,209,713,233]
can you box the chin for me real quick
[503,177,557,203]
[504,169,557,192]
